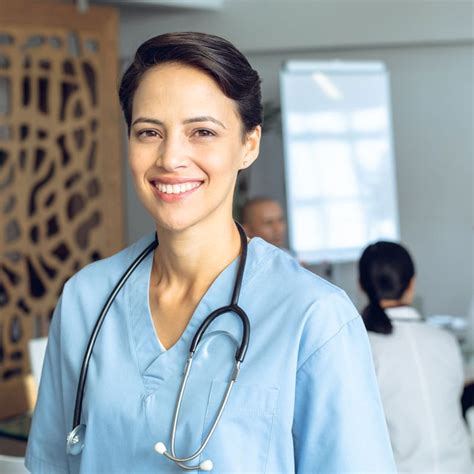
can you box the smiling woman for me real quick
[25,32,397,474]
[126,61,260,230]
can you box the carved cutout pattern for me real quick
[0,28,111,380]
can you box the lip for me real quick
[150,176,203,185]
[150,178,204,203]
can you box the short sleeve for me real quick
[25,296,70,473]
[292,293,396,473]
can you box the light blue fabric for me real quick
[25,235,396,473]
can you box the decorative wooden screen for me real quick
[0,0,123,396]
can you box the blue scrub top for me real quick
[26,235,396,473]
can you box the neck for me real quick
[152,214,242,294]
[379,299,410,309]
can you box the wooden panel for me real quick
[0,0,123,390]
[0,375,36,419]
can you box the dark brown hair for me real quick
[118,32,263,135]
[359,241,415,335]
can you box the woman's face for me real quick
[128,62,261,233]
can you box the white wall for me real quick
[119,0,473,56]
[119,0,474,316]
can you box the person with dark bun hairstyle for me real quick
[26,33,395,473]
[359,241,472,473]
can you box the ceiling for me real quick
[91,0,224,10]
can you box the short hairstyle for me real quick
[358,241,416,335]
[118,32,263,135]
[241,197,279,224]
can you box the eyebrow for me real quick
[132,117,164,127]
[131,116,226,129]
[183,116,226,129]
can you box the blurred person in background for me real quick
[359,241,472,473]
[461,296,474,435]
[241,197,287,248]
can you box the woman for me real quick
[359,241,472,473]
[26,33,395,473]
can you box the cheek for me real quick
[200,144,243,179]
[127,156,141,181]
[128,145,151,178]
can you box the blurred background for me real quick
[119,0,473,318]
[0,0,473,468]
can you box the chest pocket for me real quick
[201,380,279,473]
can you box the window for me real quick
[281,61,399,263]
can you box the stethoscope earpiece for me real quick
[154,442,167,455]
[200,459,214,471]
[155,441,214,471]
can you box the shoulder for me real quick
[392,320,459,345]
[249,239,363,361]
[409,321,461,352]
[370,320,461,357]
[63,233,155,296]
[50,233,155,341]
[249,238,343,302]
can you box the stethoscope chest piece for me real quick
[66,424,86,455]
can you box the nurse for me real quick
[25,32,396,473]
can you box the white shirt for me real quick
[369,306,473,473]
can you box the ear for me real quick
[401,276,416,305]
[240,126,261,170]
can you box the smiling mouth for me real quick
[153,181,203,195]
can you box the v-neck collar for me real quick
[126,235,262,392]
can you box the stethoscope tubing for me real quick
[157,223,249,470]
[68,222,250,472]
[72,237,158,429]
[166,357,238,464]
[189,304,250,362]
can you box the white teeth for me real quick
[155,182,201,194]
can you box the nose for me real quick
[156,133,188,171]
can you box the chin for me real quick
[155,216,195,234]
[153,209,206,235]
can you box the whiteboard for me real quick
[280,61,399,264]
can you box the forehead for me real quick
[251,201,283,218]
[132,62,239,118]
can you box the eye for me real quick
[135,129,162,140]
[193,128,216,138]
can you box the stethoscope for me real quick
[66,222,250,471]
